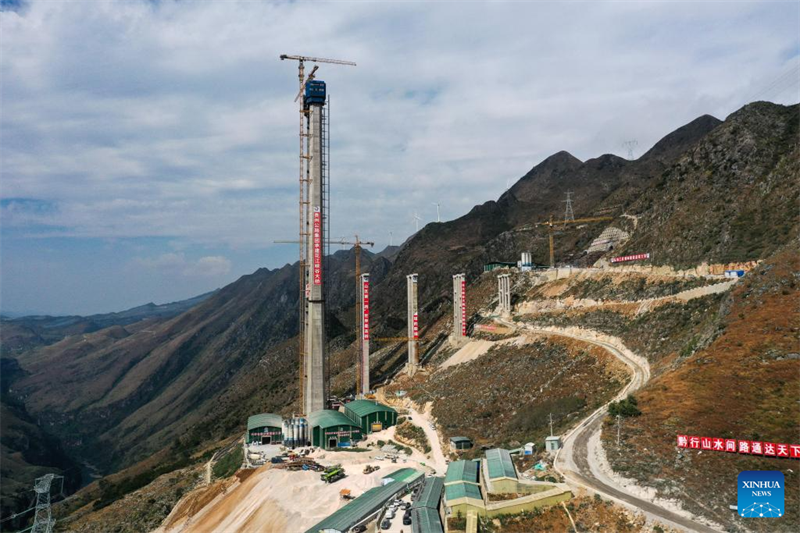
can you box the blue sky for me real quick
[1,0,798,315]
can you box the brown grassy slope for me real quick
[370,114,719,324]
[403,338,628,452]
[57,464,202,533]
[482,496,652,533]
[604,247,800,532]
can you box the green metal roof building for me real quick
[485,448,517,480]
[484,448,518,493]
[305,469,423,533]
[484,261,517,272]
[445,482,482,502]
[412,508,444,533]
[307,409,363,449]
[246,413,283,445]
[443,482,484,517]
[342,400,398,435]
[412,476,444,510]
[444,460,480,486]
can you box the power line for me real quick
[0,505,35,523]
[745,61,800,103]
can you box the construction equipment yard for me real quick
[154,418,445,533]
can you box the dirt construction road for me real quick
[404,405,448,475]
[503,322,725,533]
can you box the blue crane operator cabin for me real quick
[305,80,326,105]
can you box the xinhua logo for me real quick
[738,471,784,518]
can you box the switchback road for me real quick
[496,320,725,533]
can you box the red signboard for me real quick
[313,208,322,285]
[611,253,650,263]
[460,279,467,336]
[677,435,800,459]
[412,312,419,340]
[362,279,370,341]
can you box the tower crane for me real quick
[330,236,374,395]
[280,54,357,103]
[518,215,613,268]
[280,53,356,413]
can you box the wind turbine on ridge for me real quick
[412,212,422,233]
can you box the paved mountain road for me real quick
[496,320,726,533]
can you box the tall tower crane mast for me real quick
[330,236,374,396]
[280,53,355,414]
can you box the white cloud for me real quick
[136,252,231,278]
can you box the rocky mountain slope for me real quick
[620,102,799,267]
[365,114,723,339]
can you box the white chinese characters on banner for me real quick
[677,434,800,459]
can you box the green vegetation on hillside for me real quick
[212,446,242,480]
[607,395,641,418]
[394,421,431,453]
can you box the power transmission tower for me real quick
[563,191,575,223]
[32,474,62,533]
[622,140,638,160]
[549,413,554,436]
[616,414,622,446]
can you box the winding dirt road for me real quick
[497,320,725,533]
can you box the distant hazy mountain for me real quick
[0,291,216,356]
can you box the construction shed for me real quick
[246,413,283,445]
[449,436,473,452]
[412,508,444,533]
[305,469,423,533]
[444,460,480,486]
[342,399,398,434]
[484,448,518,493]
[307,409,363,449]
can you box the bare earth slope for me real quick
[603,246,800,532]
